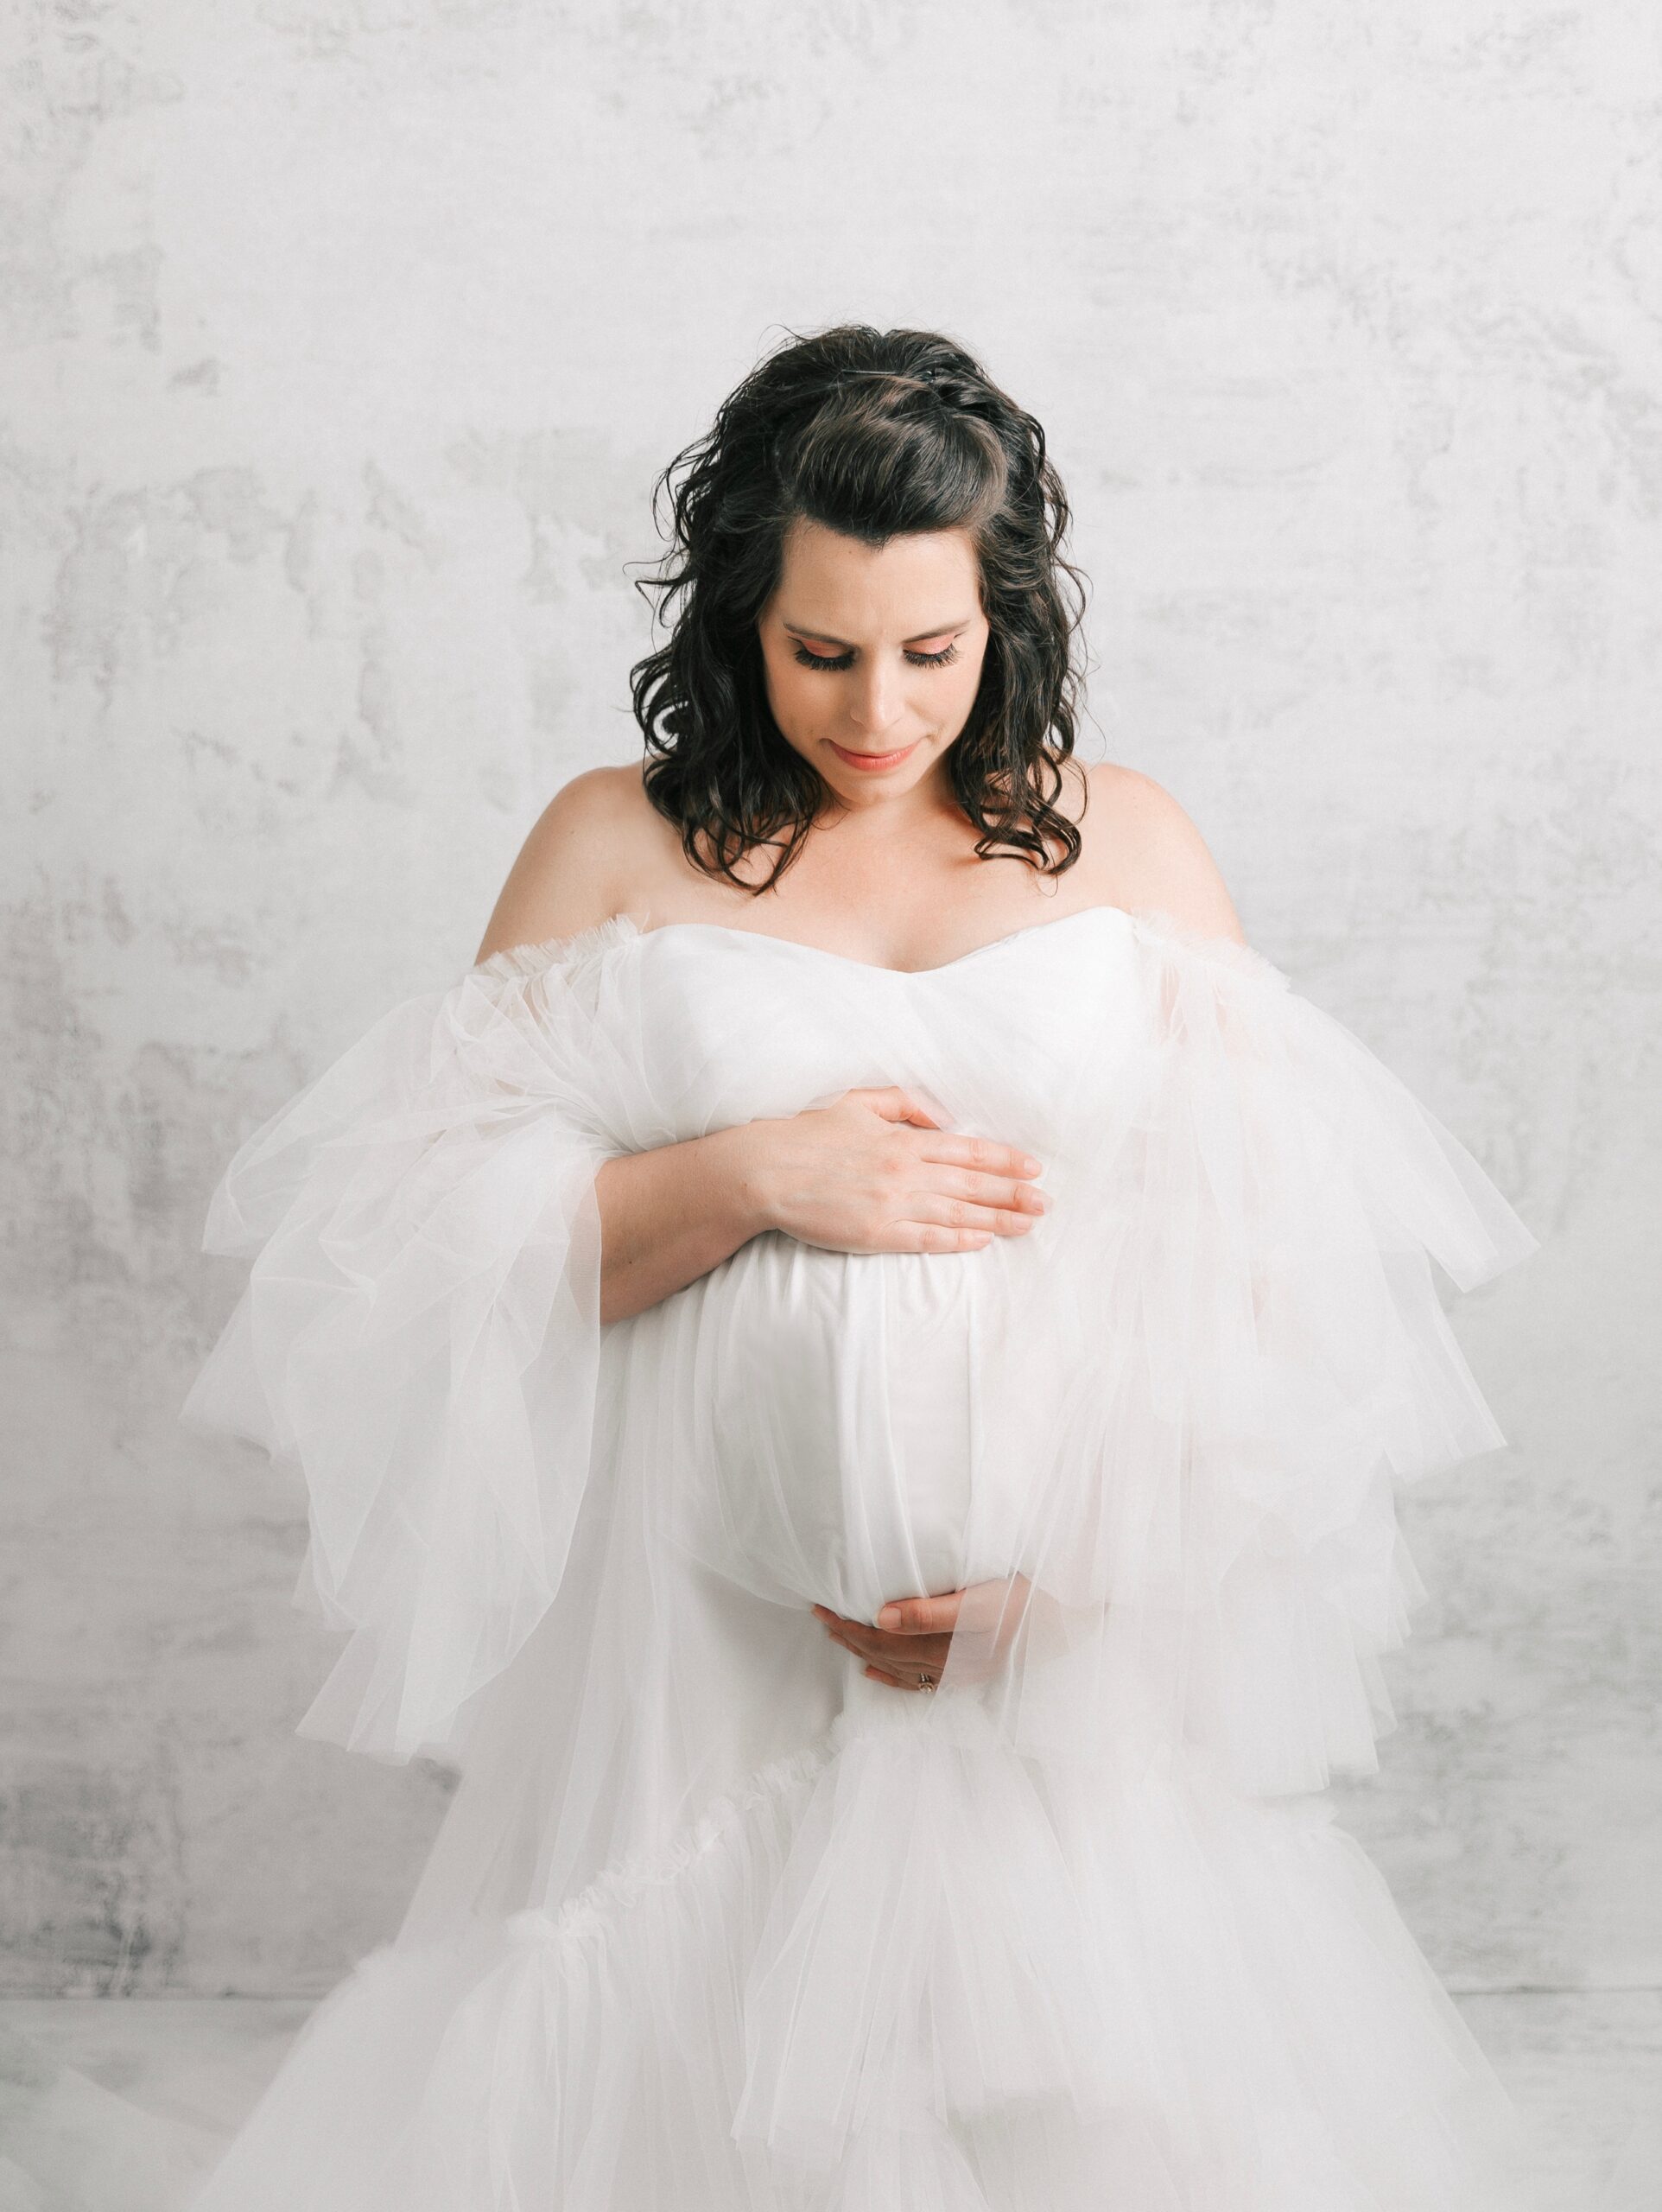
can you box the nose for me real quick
[847,662,906,741]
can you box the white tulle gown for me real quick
[168,900,1540,2211]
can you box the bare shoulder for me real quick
[473,764,651,964]
[1082,761,1247,947]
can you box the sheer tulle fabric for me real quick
[167,905,1538,2210]
[180,931,641,1764]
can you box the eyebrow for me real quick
[782,618,972,649]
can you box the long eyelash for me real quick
[790,642,960,671]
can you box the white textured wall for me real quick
[4,0,1656,2014]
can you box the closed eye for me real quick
[792,642,961,672]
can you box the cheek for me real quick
[762,651,819,738]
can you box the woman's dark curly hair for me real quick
[630,324,1090,893]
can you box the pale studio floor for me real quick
[0,1990,1656,2212]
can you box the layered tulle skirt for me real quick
[184,1694,1531,2212]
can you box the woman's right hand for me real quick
[733,1086,1049,1255]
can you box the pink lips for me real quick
[827,739,919,772]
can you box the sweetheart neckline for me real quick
[636,901,1132,979]
[473,900,1277,991]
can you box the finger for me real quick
[891,1146,1049,1211]
[834,1626,953,1669]
[863,1664,921,1691]
[816,1603,942,1637]
[813,1606,870,1637]
[818,1601,947,1646]
[822,1596,976,1646]
[869,1221,999,1255]
[940,1166,1050,1215]
[914,1131,1044,1183]
[821,1622,876,1654]
[874,1592,965,1635]
[813,1610,928,1645]
[870,1207,1035,1255]
[863,1085,942,1131]
[890,1182,1049,1243]
[891,1189,1049,1243]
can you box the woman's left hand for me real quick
[811,1574,1034,1691]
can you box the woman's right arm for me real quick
[594,1127,769,1325]
[597,1092,1048,1324]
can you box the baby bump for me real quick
[667,1232,987,1620]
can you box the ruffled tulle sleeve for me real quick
[951,912,1541,1804]
[1158,915,1529,1796]
[179,918,638,1769]
[1096,917,1539,1797]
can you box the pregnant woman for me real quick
[180,324,1539,2209]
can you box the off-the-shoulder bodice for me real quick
[466,906,1218,1613]
[480,901,1162,1153]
